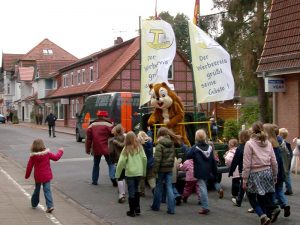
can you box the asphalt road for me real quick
[0,124,298,225]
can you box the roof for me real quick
[48,37,139,98]
[22,39,78,61]
[2,54,24,71]
[88,37,140,92]
[18,67,34,81]
[257,0,300,74]
[36,60,75,79]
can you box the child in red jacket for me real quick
[25,139,64,213]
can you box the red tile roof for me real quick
[18,67,34,81]
[22,39,78,61]
[88,37,140,92]
[257,0,300,73]
[36,60,75,78]
[48,83,92,98]
[2,54,24,71]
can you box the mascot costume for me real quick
[147,82,190,146]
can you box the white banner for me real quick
[140,19,176,107]
[189,21,235,103]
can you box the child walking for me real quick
[109,124,126,203]
[224,138,239,198]
[25,139,64,213]
[115,131,147,217]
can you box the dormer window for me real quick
[43,49,53,55]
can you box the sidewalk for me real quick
[0,155,108,225]
[0,123,108,225]
[17,122,75,136]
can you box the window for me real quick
[45,79,53,89]
[90,66,94,82]
[7,83,10,94]
[71,72,74,86]
[54,102,64,119]
[43,49,53,55]
[63,74,68,87]
[77,70,81,84]
[71,100,75,118]
[82,69,85,84]
[168,64,173,80]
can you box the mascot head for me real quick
[149,82,173,109]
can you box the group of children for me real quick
[24,121,296,224]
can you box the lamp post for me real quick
[233,103,242,123]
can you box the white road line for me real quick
[57,157,92,163]
[0,167,64,225]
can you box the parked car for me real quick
[0,114,6,123]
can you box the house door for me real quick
[22,106,25,121]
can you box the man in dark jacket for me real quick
[45,110,57,137]
[85,110,116,186]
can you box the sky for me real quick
[0,0,217,65]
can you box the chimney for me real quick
[114,37,123,45]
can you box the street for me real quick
[0,124,299,225]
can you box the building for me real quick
[46,37,196,128]
[256,0,300,142]
[1,39,77,122]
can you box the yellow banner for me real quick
[189,21,235,103]
[140,19,176,107]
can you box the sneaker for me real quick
[198,208,210,215]
[284,205,290,217]
[118,196,126,203]
[231,198,241,207]
[260,214,270,225]
[175,196,182,206]
[284,191,293,196]
[126,210,135,217]
[247,208,255,213]
[46,207,54,213]
[270,208,280,223]
[218,189,224,199]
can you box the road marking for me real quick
[57,157,92,163]
[0,167,64,225]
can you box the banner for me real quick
[188,21,235,103]
[140,19,176,107]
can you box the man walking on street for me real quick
[45,110,57,137]
[85,110,117,186]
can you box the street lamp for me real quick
[233,103,242,123]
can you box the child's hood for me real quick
[30,148,50,156]
[195,145,212,159]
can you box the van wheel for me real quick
[76,130,82,142]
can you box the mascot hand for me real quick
[148,118,155,126]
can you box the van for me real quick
[75,92,140,142]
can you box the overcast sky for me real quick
[0,0,217,65]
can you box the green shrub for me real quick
[223,119,239,141]
[239,102,259,128]
[12,113,19,124]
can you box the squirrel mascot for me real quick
[147,82,190,146]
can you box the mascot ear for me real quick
[161,82,167,87]
[149,83,153,90]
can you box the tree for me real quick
[212,0,272,122]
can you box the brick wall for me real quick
[276,74,300,146]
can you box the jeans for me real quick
[126,176,141,198]
[274,182,288,208]
[152,172,175,214]
[161,183,180,203]
[48,125,55,137]
[31,182,53,209]
[284,171,292,193]
[247,192,276,217]
[92,154,115,184]
[198,179,209,209]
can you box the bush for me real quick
[223,119,239,141]
[239,102,260,128]
[12,113,19,124]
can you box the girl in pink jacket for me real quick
[179,159,200,204]
[25,139,64,213]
